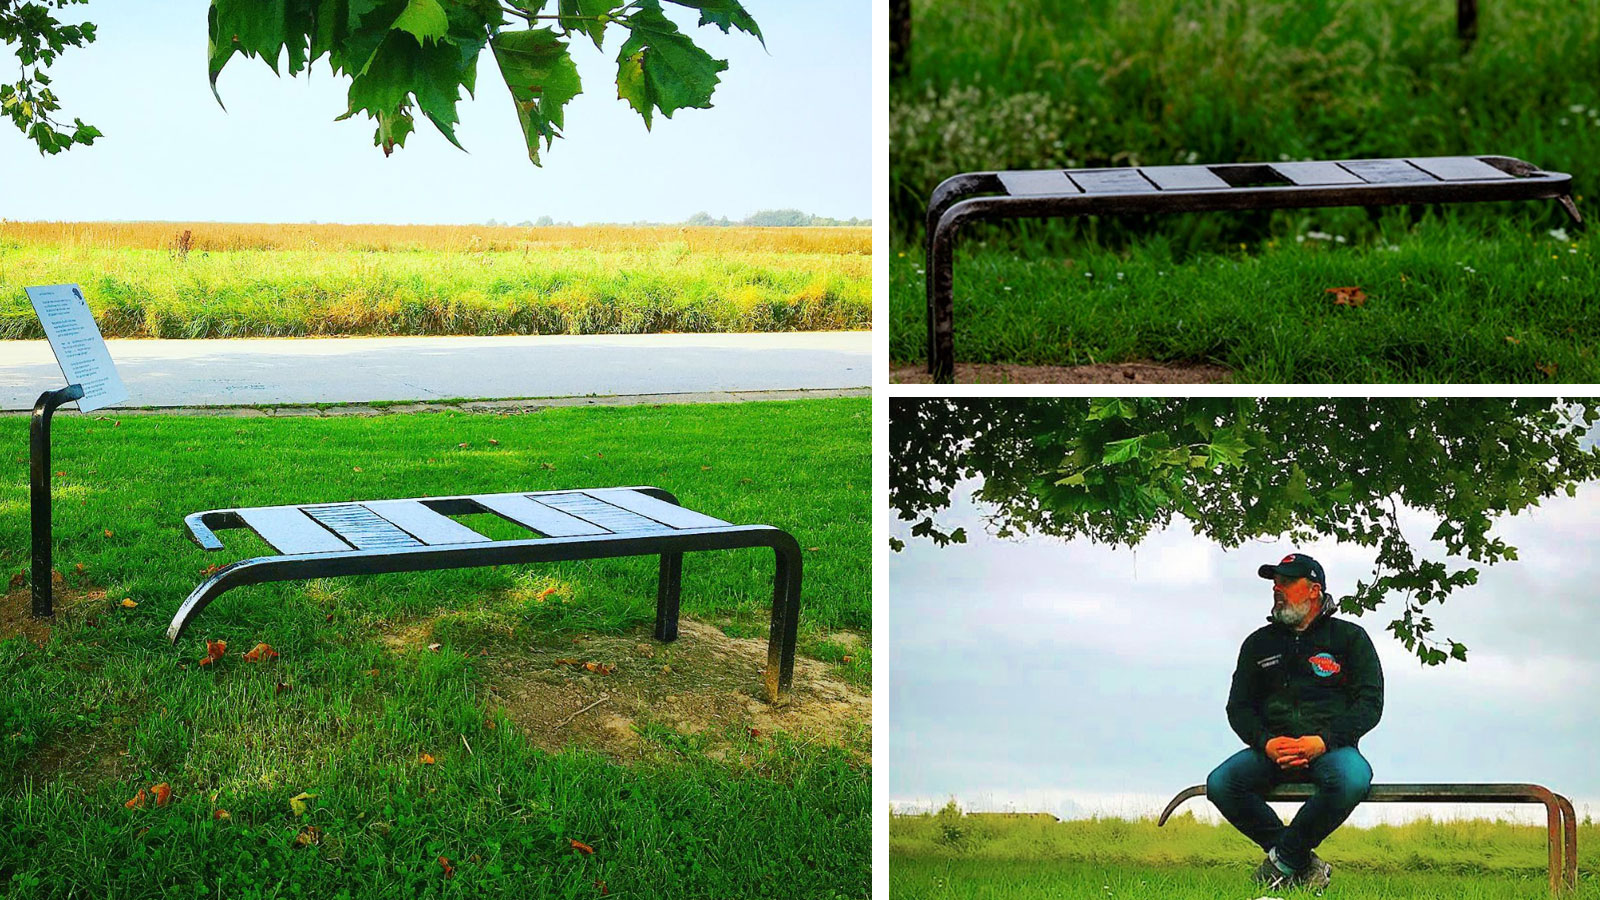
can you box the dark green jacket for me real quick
[1226,612,1384,750]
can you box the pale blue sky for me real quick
[0,2,869,224]
[891,473,1600,825]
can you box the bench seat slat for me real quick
[997,170,1081,196]
[1141,165,1230,191]
[303,504,423,550]
[236,507,353,554]
[1341,158,1437,183]
[363,499,491,546]
[1271,161,1365,186]
[537,493,672,534]
[1068,168,1158,193]
[583,489,732,530]
[474,494,610,537]
[1407,156,1514,182]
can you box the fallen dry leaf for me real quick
[1537,362,1558,377]
[570,839,594,855]
[438,855,455,878]
[540,462,555,470]
[74,563,85,574]
[276,682,292,695]
[427,642,441,653]
[199,639,227,666]
[1506,335,1522,344]
[842,655,853,664]
[457,442,471,449]
[352,466,362,473]
[583,662,616,676]
[595,879,609,895]
[242,642,279,663]
[537,586,559,601]
[748,727,762,738]
[289,792,317,816]
[124,788,147,810]
[121,598,138,609]
[488,439,499,446]
[213,809,230,822]
[7,572,22,590]
[419,753,436,765]
[201,564,225,577]
[151,783,172,807]
[103,529,114,539]
[293,825,323,848]
[1324,285,1368,307]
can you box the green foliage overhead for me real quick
[207,0,761,163]
[0,0,102,154]
[890,398,1600,665]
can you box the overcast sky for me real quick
[891,467,1600,826]
[0,1,869,225]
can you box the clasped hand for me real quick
[1264,735,1327,770]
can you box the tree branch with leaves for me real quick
[0,0,102,153]
[207,0,761,163]
[890,397,1600,666]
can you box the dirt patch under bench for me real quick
[387,618,869,762]
[891,360,1231,384]
[0,576,108,645]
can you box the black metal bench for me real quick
[1159,782,1579,894]
[924,155,1583,382]
[167,486,802,702]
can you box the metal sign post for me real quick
[30,384,84,617]
[21,284,129,618]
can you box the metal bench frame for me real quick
[1159,782,1579,894]
[167,486,802,702]
[924,155,1583,383]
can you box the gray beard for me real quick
[1272,601,1313,628]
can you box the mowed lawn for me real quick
[0,398,869,899]
[889,0,1599,381]
[892,813,1600,899]
[0,222,871,339]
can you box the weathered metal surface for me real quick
[1142,166,1231,191]
[1409,156,1514,182]
[169,487,803,701]
[1157,782,1579,894]
[1069,168,1158,193]
[998,170,1081,196]
[924,155,1581,382]
[29,384,84,618]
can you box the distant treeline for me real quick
[488,210,869,228]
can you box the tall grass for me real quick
[0,223,871,339]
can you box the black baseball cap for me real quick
[1258,553,1326,589]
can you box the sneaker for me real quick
[1252,849,1333,891]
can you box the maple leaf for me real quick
[151,783,172,807]
[570,839,594,855]
[124,788,147,809]
[242,642,279,662]
[1324,286,1368,307]
[199,640,227,667]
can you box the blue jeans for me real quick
[1206,746,1373,869]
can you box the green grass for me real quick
[890,216,1598,381]
[889,0,1600,380]
[892,812,1600,899]
[0,398,869,899]
[0,240,870,339]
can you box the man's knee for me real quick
[1317,749,1373,806]
[1207,751,1263,798]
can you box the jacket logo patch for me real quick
[1309,652,1341,677]
[1257,654,1282,668]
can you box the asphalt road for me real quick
[0,332,871,410]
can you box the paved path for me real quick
[0,332,870,410]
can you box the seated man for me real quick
[1207,553,1384,889]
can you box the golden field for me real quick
[0,221,870,338]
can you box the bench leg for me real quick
[762,542,803,703]
[654,552,682,642]
[927,212,959,384]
